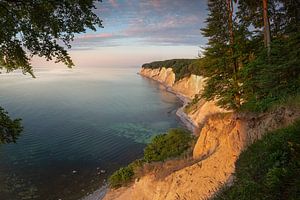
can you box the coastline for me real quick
[81,185,108,200]
[138,72,198,134]
[81,72,196,200]
[102,66,300,200]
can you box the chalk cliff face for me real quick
[103,67,300,200]
[140,67,175,88]
[139,67,227,130]
[140,67,204,99]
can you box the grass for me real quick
[214,120,300,200]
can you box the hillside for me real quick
[214,120,300,200]
[103,63,300,200]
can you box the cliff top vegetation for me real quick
[108,128,195,188]
[142,59,204,81]
[143,0,299,113]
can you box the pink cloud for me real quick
[123,15,199,36]
[78,33,114,39]
[109,0,118,7]
[151,0,160,8]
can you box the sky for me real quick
[33,0,208,68]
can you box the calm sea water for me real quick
[0,67,183,200]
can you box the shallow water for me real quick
[0,67,183,200]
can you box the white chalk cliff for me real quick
[139,67,227,131]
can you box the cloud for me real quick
[108,0,118,7]
[125,15,199,32]
[150,0,160,8]
[120,13,203,45]
[73,0,208,48]
[77,33,115,39]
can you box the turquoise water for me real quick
[0,67,183,200]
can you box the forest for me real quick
[200,0,299,112]
[143,0,299,113]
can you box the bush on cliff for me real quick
[108,128,193,188]
[108,166,134,188]
[214,120,300,200]
[144,128,194,162]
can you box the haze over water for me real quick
[0,66,183,200]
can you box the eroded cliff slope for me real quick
[103,67,299,200]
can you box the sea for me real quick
[0,66,183,200]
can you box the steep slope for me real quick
[103,67,300,200]
[214,120,300,199]
[104,110,299,200]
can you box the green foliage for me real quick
[0,0,102,76]
[238,0,300,37]
[240,33,300,112]
[127,158,145,170]
[108,166,135,189]
[142,59,204,81]
[108,128,193,188]
[108,158,145,189]
[200,0,252,110]
[144,128,193,162]
[214,120,300,200]
[199,0,300,112]
[0,107,23,144]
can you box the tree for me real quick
[227,0,241,106]
[263,0,271,57]
[0,0,103,76]
[236,0,300,111]
[0,108,23,144]
[201,0,250,109]
[0,0,103,144]
[237,0,299,56]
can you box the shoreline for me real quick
[138,72,198,134]
[81,185,108,200]
[83,72,198,200]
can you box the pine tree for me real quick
[263,0,271,57]
[237,0,300,111]
[201,0,251,109]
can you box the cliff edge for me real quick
[103,67,299,200]
[140,67,227,132]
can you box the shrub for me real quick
[108,166,134,189]
[144,128,193,162]
[108,128,194,188]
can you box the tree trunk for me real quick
[227,0,234,48]
[227,0,241,108]
[263,0,271,57]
